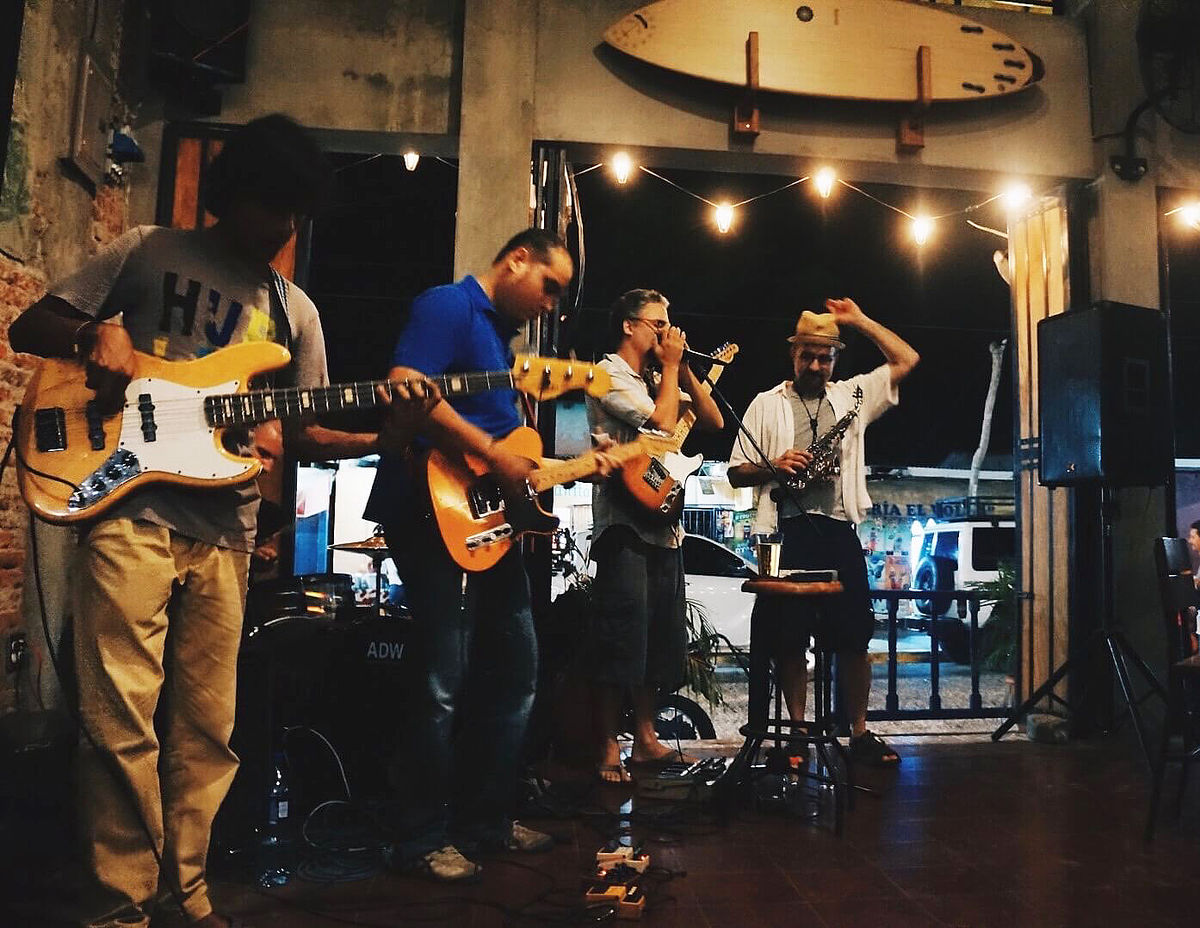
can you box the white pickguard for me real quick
[116,375,253,480]
[661,450,703,483]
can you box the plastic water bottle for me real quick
[257,752,291,887]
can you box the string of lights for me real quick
[347,146,1198,235]
[586,152,1047,246]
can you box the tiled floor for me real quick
[7,734,1200,927]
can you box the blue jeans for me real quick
[385,509,537,860]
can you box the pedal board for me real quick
[636,756,726,801]
[586,858,649,920]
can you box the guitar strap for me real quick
[265,267,295,389]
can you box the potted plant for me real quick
[967,559,1018,674]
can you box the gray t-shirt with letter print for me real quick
[50,225,330,551]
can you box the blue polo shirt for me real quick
[365,276,523,526]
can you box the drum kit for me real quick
[245,526,399,636]
[328,525,395,615]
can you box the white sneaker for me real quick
[415,845,482,882]
[504,822,554,853]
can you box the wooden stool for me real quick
[716,578,852,834]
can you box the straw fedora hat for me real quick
[786,311,845,349]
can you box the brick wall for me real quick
[0,186,126,632]
[0,256,42,637]
[0,170,130,721]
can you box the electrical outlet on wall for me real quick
[6,632,27,674]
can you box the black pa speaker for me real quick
[1037,301,1172,487]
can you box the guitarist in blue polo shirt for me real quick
[366,229,609,883]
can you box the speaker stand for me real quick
[992,486,1165,770]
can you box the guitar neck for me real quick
[670,362,728,445]
[204,370,516,428]
[529,441,654,494]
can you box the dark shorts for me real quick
[754,514,874,655]
[584,526,688,691]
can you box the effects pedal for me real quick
[585,858,650,921]
[595,838,635,866]
[584,882,627,905]
[618,883,646,920]
[597,854,652,873]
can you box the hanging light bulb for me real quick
[814,167,836,199]
[1001,182,1032,212]
[1180,202,1200,229]
[714,202,735,234]
[911,214,934,245]
[611,152,633,184]
[403,151,420,172]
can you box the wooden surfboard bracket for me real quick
[732,31,761,138]
[896,44,932,153]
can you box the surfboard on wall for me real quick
[603,0,1044,103]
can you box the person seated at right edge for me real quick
[584,289,724,784]
[1187,520,1200,586]
[727,299,918,767]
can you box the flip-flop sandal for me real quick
[597,763,633,785]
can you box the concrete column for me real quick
[454,0,538,277]
[1083,0,1169,700]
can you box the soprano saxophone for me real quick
[770,387,863,501]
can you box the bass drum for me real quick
[245,572,356,636]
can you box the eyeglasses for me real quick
[633,317,670,332]
[795,349,836,366]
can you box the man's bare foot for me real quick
[597,739,631,784]
[629,740,695,766]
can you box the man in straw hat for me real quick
[728,298,918,766]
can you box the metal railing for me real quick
[867,590,1014,721]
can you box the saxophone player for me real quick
[727,298,918,766]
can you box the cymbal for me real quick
[328,535,390,554]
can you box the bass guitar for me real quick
[427,426,677,572]
[16,340,610,524]
[616,342,738,524]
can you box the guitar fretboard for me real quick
[203,370,516,428]
[670,345,735,445]
[529,440,658,493]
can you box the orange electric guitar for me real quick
[427,426,678,571]
[16,340,610,524]
[616,342,738,525]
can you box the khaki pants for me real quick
[73,519,249,927]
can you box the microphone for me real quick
[683,348,731,366]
